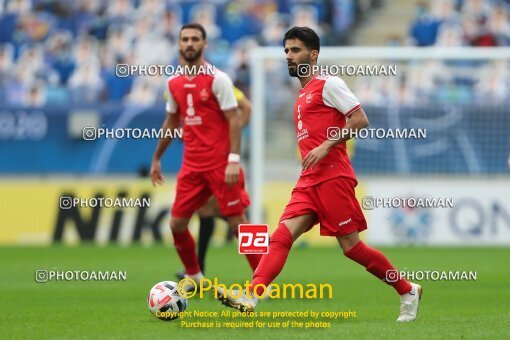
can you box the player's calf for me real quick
[342,238,413,295]
[340,237,423,320]
[171,220,201,277]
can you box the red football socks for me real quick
[172,229,201,276]
[245,253,263,272]
[344,240,412,295]
[251,223,294,296]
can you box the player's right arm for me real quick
[151,84,179,186]
[212,72,241,186]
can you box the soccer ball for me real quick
[147,281,187,320]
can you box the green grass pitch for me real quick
[1,245,509,339]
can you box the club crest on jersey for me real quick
[200,88,209,101]
[185,92,202,125]
[305,92,314,104]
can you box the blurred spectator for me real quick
[45,72,68,105]
[7,0,31,15]
[138,0,165,19]
[73,35,100,66]
[24,80,46,107]
[161,6,182,44]
[474,60,509,104]
[220,1,261,44]
[290,5,323,37]
[68,61,104,103]
[126,79,156,106]
[133,17,173,65]
[189,3,220,41]
[46,30,75,85]
[260,13,288,46]
[435,23,464,46]
[462,14,485,46]
[107,0,135,23]
[488,5,510,46]
[0,44,14,99]
[5,64,33,106]
[461,0,492,23]
[409,2,442,46]
[105,24,132,62]
[228,38,259,94]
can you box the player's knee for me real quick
[170,218,188,233]
[337,232,360,253]
[270,224,294,248]
[197,207,210,217]
[228,221,241,232]
[226,214,247,231]
[197,204,210,217]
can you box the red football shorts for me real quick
[171,165,250,218]
[280,176,367,236]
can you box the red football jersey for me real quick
[294,74,362,187]
[164,66,238,171]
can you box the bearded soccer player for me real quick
[218,26,422,322]
[150,23,261,285]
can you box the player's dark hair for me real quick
[283,26,320,52]
[180,23,207,40]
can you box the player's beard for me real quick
[287,57,310,78]
[287,62,298,77]
[180,47,203,63]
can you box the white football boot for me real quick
[217,287,258,312]
[182,272,211,292]
[397,282,422,322]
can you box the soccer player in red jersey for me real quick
[218,27,422,322]
[150,23,261,285]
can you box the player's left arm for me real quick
[212,72,241,185]
[303,77,369,170]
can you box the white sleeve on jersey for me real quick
[164,78,177,114]
[211,71,238,111]
[322,76,361,116]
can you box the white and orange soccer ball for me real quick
[147,281,187,320]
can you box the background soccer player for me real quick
[176,86,252,281]
[219,26,422,322]
[150,23,261,285]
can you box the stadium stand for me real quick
[0,0,377,106]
